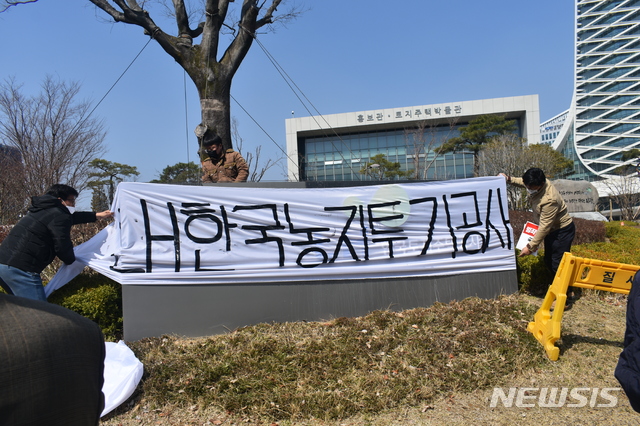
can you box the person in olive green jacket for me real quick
[500,168,575,276]
[199,132,249,183]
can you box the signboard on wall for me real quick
[48,177,516,294]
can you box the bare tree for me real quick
[232,117,281,182]
[0,0,37,13]
[0,144,25,224]
[0,76,106,200]
[480,135,573,179]
[525,144,574,179]
[600,174,640,221]
[89,0,301,152]
[404,117,459,180]
[479,134,525,177]
[479,134,529,209]
[480,135,574,209]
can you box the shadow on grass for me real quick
[558,333,624,355]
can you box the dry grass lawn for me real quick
[101,290,638,425]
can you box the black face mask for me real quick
[204,148,220,158]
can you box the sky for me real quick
[0,0,575,206]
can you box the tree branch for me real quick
[219,0,260,75]
[172,0,203,39]
[200,0,229,65]
[89,0,188,65]
[255,0,282,28]
[0,0,38,14]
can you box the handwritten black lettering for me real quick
[324,205,361,263]
[409,196,438,255]
[233,204,285,267]
[367,201,407,259]
[140,199,180,272]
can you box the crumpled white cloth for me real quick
[46,225,113,297]
[101,340,144,417]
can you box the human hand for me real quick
[96,210,114,220]
[498,173,511,183]
[519,245,532,257]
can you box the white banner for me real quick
[48,177,516,290]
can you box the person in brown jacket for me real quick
[199,132,249,183]
[500,168,575,276]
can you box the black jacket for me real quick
[616,272,640,412]
[0,195,96,273]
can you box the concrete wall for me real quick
[122,269,517,341]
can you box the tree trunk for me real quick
[200,97,232,150]
[473,150,480,178]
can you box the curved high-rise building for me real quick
[547,0,640,181]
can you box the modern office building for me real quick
[545,0,640,181]
[286,1,640,185]
[285,95,540,182]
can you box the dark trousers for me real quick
[544,221,576,275]
[0,294,105,425]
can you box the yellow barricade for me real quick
[527,252,639,361]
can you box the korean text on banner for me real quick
[49,177,516,288]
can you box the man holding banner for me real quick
[500,168,575,278]
[0,184,113,301]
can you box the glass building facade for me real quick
[286,96,539,182]
[301,124,481,182]
[548,0,640,180]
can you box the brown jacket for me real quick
[509,177,572,252]
[201,149,249,183]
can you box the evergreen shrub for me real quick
[47,272,123,341]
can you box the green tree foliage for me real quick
[151,161,201,185]
[90,188,110,213]
[526,143,574,178]
[621,148,640,162]
[359,154,408,180]
[48,273,122,341]
[436,114,517,177]
[88,159,139,211]
[613,148,640,175]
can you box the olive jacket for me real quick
[201,149,249,183]
[509,177,572,252]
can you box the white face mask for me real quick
[526,188,538,195]
[66,205,76,214]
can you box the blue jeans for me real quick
[0,264,46,301]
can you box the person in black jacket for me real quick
[0,184,112,301]
[616,271,640,412]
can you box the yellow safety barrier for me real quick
[527,252,639,361]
